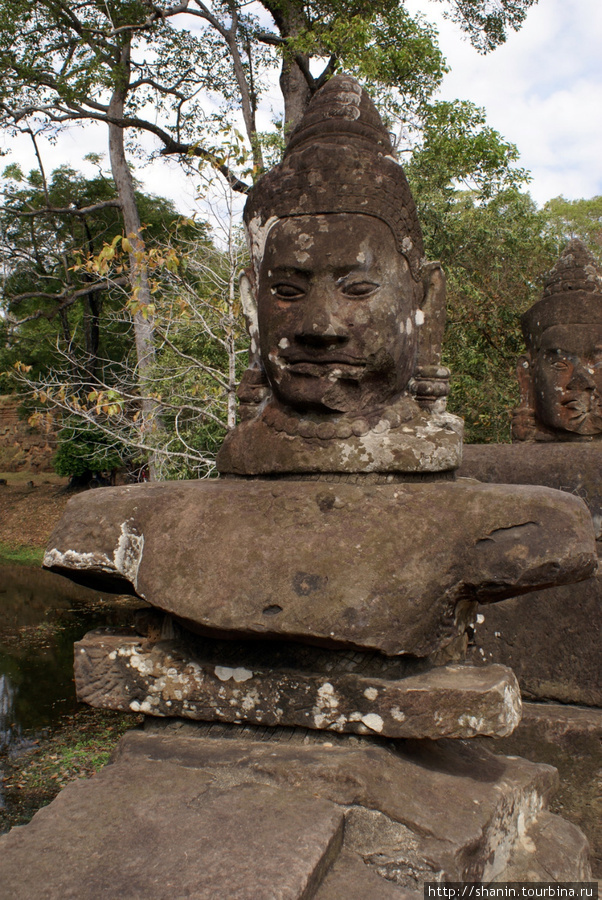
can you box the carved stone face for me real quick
[255,214,421,414]
[532,324,602,434]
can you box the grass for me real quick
[0,542,45,566]
[0,708,143,832]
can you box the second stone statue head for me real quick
[240,75,445,417]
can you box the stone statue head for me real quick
[513,239,602,441]
[217,76,462,476]
[240,75,447,417]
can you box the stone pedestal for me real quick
[459,443,601,707]
[0,724,593,898]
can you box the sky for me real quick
[414,0,602,205]
[1,0,600,212]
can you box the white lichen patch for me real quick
[278,338,290,349]
[241,689,261,712]
[481,788,545,883]
[43,547,113,572]
[357,429,395,470]
[113,520,144,588]
[312,681,339,728]
[390,706,406,723]
[246,214,279,279]
[363,687,378,701]
[458,714,486,734]
[296,232,315,251]
[268,350,286,370]
[415,309,424,326]
[214,665,254,683]
[501,683,522,732]
[361,713,384,732]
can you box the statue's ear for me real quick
[239,268,259,356]
[512,353,541,441]
[417,262,446,368]
[516,354,533,409]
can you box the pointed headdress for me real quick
[243,75,425,281]
[522,239,602,350]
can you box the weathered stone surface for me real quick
[471,574,602,707]
[74,629,522,739]
[477,702,602,877]
[114,722,591,883]
[459,442,602,540]
[512,239,602,442]
[217,405,463,476]
[491,812,593,883]
[460,442,601,706]
[0,760,344,900]
[314,850,420,900]
[44,479,596,658]
[0,723,592,896]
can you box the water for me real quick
[0,562,141,756]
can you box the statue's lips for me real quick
[282,357,366,377]
[563,394,601,410]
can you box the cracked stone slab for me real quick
[477,701,602,878]
[113,723,586,884]
[0,725,591,897]
[43,479,596,657]
[74,629,522,739]
[0,760,344,900]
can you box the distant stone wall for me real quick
[0,395,56,473]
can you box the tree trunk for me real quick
[262,2,313,138]
[280,53,312,140]
[108,42,161,479]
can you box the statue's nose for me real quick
[567,361,596,391]
[297,286,348,347]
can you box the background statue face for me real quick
[532,324,602,434]
[255,214,420,414]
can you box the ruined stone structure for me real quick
[458,242,602,872]
[0,395,56,473]
[0,78,598,895]
[460,243,602,710]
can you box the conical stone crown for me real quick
[543,238,602,298]
[243,75,424,279]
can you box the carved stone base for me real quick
[75,628,522,740]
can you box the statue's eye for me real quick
[550,356,570,370]
[342,281,379,298]
[272,283,305,300]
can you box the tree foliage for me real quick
[0,161,185,390]
[0,0,546,459]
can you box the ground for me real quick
[0,472,72,559]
